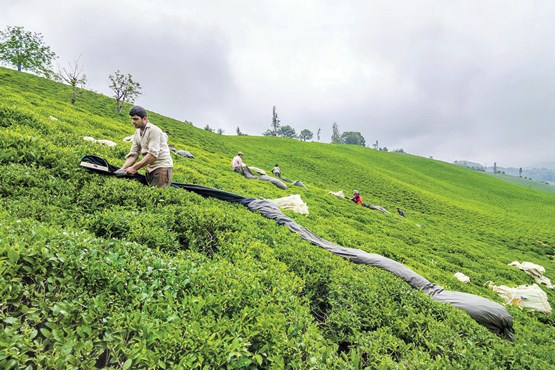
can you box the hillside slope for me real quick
[1,67,554,369]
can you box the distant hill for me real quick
[532,161,555,170]
[485,166,555,185]
[1,66,554,368]
[453,160,485,171]
[454,160,555,185]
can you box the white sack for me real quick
[454,272,470,283]
[269,194,309,215]
[488,282,551,313]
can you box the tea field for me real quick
[1,67,554,369]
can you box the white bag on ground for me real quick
[248,166,266,175]
[509,261,554,289]
[329,190,345,198]
[455,272,470,283]
[83,136,117,147]
[269,194,309,215]
[488,282,551,313]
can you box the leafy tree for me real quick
[278,125,297,138]
[519,167,523,177]
[0,25,57,78]
[203,124,214,132]
[341,131,366,146]
[331,122,341,143]
[57,57,87,105]
[317,128,321,141]
[299,129,313,141]
[217,128,224,135]
[109,70,142,114]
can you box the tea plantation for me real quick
[1,67,554,369]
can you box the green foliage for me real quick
[0,26,57,78]
[300,129,313,141]
[1,66,554,368]
[340,131,366,146]
[278,124,297,138]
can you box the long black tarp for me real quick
[79,155,514,340]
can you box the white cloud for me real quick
[2,0,554,167]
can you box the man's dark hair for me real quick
[129,106,147,118]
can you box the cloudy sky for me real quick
[3,0,555,167]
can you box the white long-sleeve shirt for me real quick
[231,155,244,169]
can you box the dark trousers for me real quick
[146,167,173,188]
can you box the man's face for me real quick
[131,115,147,129]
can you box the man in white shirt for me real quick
[231,152,245,172]
[118,106,174,188]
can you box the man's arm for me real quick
[118,154,138,172]
[123,153,156,174]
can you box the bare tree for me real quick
[109,70,142,114]
[57,57,87,105]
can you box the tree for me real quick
[493,162,497,174]
[203,124,214,132]
[317,128,321,141]
[0,25,57,78]
[519,167,523,177]
[373,140,379,150]
[217,128,224,135]
[57,57,87,105]
[236,126,247,136]
[269,105,281,136]
[331,122,341,143]
[341,131,366,146]
[109,70,142,114]
[299,129,313,141]
[278,125,297,138]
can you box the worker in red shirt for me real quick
[351,190,363,205]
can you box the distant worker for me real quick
[232,151,245,172]
[169,144,195,158]
[351,190,363,205]
[117,106,173,188]
[272,164,282,178]
[397,208,406,217]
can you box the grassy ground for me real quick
[1,67,554,369]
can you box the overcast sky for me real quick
[3,0,555,167]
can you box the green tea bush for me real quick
[1,67,555,368]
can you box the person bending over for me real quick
[232,151,245,172]
[351,190,363,205]
[118,106,173,188]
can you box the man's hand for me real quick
[124,166,138,175]
[114,168,127,176]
